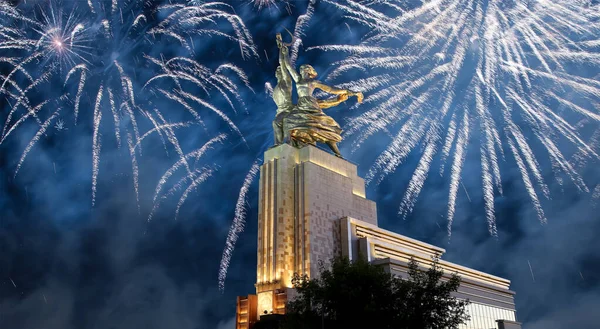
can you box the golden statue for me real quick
[273,33,363,158]
[271,34,294,145]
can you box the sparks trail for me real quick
[219,161,260,291]
[174,168,214,220]
[1,0,257,205]
[289,0,316,67]
[251,0,285,11]
[528,260,536,283]
[317,0,600,236]
[461,181,471,203]
[14,109,60,178]
[148,134,227,222]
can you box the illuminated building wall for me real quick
[344,217,521,329]
[235,295,256,329]
[236,145,522,329]
[256,144,377,296]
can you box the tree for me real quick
[282,256,470,329]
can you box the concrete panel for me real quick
[497,320,522,329]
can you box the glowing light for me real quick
[53,39,63,49]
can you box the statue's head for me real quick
[275,66,283,80]
[299,64,317,79]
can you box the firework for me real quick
[315,0,600,236]
[289,0,316,66]
[1,0,256,206]
[147,134,227,222]
[14,109,60,177]
[218,161,260,291]
[251,0,285,11]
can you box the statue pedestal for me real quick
[235,144,378,328]
[257,144,378,291]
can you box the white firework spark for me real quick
[174,168,214,220]
[91,85,103,207]
[148,134,227,222]
[250,0,284,11]
[54,118,67,131]
[1,1,256,206]
[126,132,140,212]
[218,161,260,291]
[133,121,196,153]
[316,0,600,236]
[289,0,316,66]
[14,109,60,177]
[527,260,536,282]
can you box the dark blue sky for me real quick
[1,1,599,328]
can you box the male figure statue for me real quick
[271,33,293,145]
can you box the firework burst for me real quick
[315,0,600,237]
[1,0,257,206]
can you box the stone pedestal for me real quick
[255,144,377,316]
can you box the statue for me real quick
[271,33,363,158]
[271,34,294,146]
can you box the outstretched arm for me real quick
[313,81,347,95]
[314,82,364,103]
[318,94,349,109]
[281,46,301,82]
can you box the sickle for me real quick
[280,27,297,47]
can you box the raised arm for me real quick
[278,46,292,85]
[281,46,301,83]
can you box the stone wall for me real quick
[256,144,377,291]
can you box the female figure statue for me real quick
[280,45,363,158]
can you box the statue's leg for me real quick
[273,117,283,145]
[283,119,292,144]
[326,141,343,158]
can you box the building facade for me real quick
[235,144,521,329]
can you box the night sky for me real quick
[1,1,600,328]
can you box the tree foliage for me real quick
[283,257,470,329]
